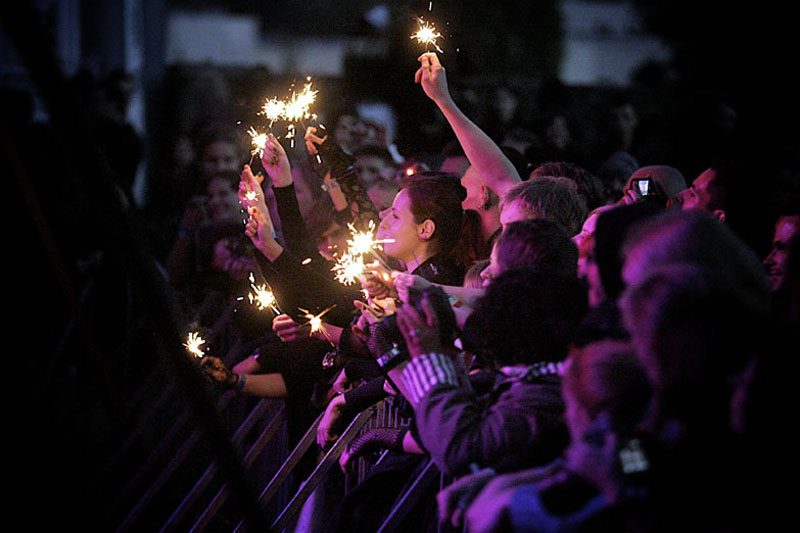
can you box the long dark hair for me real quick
[400,171,486,269]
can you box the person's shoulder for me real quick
[414,253,464,285]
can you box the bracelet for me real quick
[234,373,247,391]
[376,346,406,371]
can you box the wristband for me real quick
[234,373,247,391]
[375,346,405,371]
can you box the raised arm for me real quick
[415,52,521,196]
[305,126,380,231]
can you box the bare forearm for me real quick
[435,98,521,195]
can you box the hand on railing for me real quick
[317,394,347,449]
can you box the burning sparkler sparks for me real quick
[411,16,443,53]
[248,77,320,153]
[331,221,394,285]
[298,305,336,343]
[283,79,319,124]
[184,331,207,358]
[260,96,286,127]
[248,127,268,158]
[247,273,280,313]
[332,252,368,286]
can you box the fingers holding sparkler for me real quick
[272,313,306,343]
[304,125,328,168]
[244,205,283,261]
[200,356,241,389]
[260,133,293,187]
[239,163,265,208]
[415,52,451,105]
[361,263,397,300]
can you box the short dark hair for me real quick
[462,268,588,366]
[495,219,578,277]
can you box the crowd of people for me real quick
[157,51,797,532]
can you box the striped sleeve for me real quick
[400,352,459,406]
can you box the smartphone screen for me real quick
[634,178,651,196]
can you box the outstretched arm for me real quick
[416,52,521,196]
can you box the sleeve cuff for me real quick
[401,352,459,405]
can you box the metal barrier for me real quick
[164,399,285,532]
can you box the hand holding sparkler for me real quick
[272,313,307,343]
[361,263,398,300]
[244,205,283,261]
[304,125,356,180]
[200,356,242,389]
[415,52,452,106]
[238,164,267,213]
[260,133,293,188]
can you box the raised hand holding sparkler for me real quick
[259,133,293,188]
[415,52,452,106]
[238,164,266,212]
[244,203,283,262]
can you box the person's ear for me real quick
[480,185,491,210]
[419,219,436,240]
[712,209,726,223]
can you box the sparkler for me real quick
[246,273,280,314]
[184,331,207,358]
[261,96,286,127]
[411,16,443,53]
[282,78,318,124]
[298,305,336,343]
[332,252,368,286]
[331,221,394,285]
[248,127,268,158]
[250,78,319,151]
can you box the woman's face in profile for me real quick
[378,189,422,261]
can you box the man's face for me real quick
[201,140,239,177]
[676,168,717,212]
[764,214,800,291]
